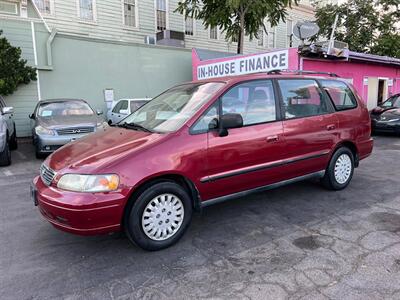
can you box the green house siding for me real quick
[0,18,39,137]
[38,34,193,112]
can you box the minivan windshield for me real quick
[121,82,225,133]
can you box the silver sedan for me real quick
[30,99,108,158]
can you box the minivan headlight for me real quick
[57,174,119,192]
[35,125,55,136]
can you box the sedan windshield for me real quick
[382,95,400,108]
[122,82,225,133]
[38,101,94,117]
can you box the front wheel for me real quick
[321,147,354,190]
[9,125,18,150]
[0,139,11,166]
[125,181,193,251]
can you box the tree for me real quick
[0,30,37,96]
[176,0,298,54]
[314,0,400,58]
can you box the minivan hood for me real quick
[38,115,100,129]
[46,127,164,173]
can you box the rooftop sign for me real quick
[197,49,289,80]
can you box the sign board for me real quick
[363,78,368,85]
[197,50,289,80]
[388,79,393,87]
[104,88,114,109]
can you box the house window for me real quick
[124,0,136,27]
[156,0,167,31]
[185,16,194,35]
[287,19,293,47]
[257,26,264,46]
[268,28,275,48]
[34,0,51,14]
[210,26,218,39]
[0,1,18,15]
[79,0,95,21]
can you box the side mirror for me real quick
[219,113,243,137]
[2,107,14,115]
[96,109,103,115]
[29,113,35,119]
[119,109,129,115]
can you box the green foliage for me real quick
[0,30,37,96]
[314,0,400,58]
[176,0,298,54]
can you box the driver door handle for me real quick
[326,124,336,131]
[266,135,279,143]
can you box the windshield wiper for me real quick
[117,122,153,133]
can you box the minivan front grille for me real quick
[40,164,56,186]
[56,127,94,135]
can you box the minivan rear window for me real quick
[320,80,357,111]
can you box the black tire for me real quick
[125,181,193,251]
[35,144,45,159]
[0,138,11,166]
[9,125,17,150]
[321,147,354,190]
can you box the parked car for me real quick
[32,73,373,251]
[30,99,108,158]
[107,98,151,125]
[370,93,400,135]
[0,97,17,166]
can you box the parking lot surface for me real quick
[1,136,400,300]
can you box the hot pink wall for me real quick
[302,58,400,103]
[192,48,400,104]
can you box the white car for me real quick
[0,97,17,166]
[107,98,151,125]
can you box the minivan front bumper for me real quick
[32,176,127,235]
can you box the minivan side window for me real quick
[320,80,357,111]
[221,80,276,126]
[278,79,329,119]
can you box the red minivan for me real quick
[32,72,373,251]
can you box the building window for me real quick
[124,0,136,27]
[185,16,194,35]
[156,0,167,31]
[79,0,95,21]
[257,26,264,46]
[34,0,51,14]
[210,26,218,39]
[0,1,18,15]
[287,19,293,47]
[268,28,275,48]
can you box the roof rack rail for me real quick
[266,69,339,77]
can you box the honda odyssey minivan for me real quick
[32,72,373,251]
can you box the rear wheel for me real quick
[0,138,11,166]
[321,147,354,190]
[125,181,192,251]
[9,125,17,150]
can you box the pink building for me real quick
[192,48,400,110]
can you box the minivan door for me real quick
[200,80,288,200]
[277,79,339,178]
